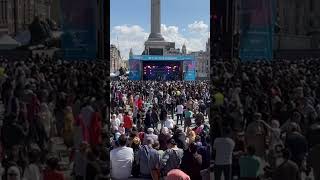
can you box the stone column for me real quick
[148,0,164,41]
[151,0,160,34]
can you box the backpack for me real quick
[160,149,182,176]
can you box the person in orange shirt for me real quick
[123,111,133,133]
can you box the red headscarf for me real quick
[89,112,102,146]
[137,98,143,110]
[75,115,89,143]
[27,95,40,122]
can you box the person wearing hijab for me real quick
[39,102,53,139]
[63,106,74,148]
[43,157,65,180]
[23,150,41,180]
[75,102,95,144]
[159,127,171,151]
[79,103,94,131]
[245,113,266,158]
[7,166,21,180]
[110,114,120,133]
[89,110,102,148]
[186,129,196,145]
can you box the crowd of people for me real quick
[109,81,211,179]
[211,59,320,180]
[0,54,109,180]
[3,52,320,180]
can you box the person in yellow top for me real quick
[214,91,224,106]
[0,67,5,77]
[176,90,181,96]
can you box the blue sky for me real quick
[110,0,210,59]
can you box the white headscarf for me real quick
[80,105,94,127]
[161,127,169,134]
[7,166,20,180]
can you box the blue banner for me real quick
[183,61,196,81]
[131,55,195,61]
[129,60,141,80]
[239,0,274,61]
[60,0,97,60]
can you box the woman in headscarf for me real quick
[130,136,141,178]
[7,166,21,180]
[76,103,94,143]
[39,102,53,139]
[158,127,171,151]
[89,108,102,148]
[186,128,196,145]
[63,106,74,148]
[245,113,266,158]
[43,157,65,180]
[27,93,40,124]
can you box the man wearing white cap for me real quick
[143,128,158,145]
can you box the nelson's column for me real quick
[143,0,174,56]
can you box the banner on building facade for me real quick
[239,0,274,61]
[60,0,97,60]
[183,60,196,81]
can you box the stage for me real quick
[129,55,196,81]
[142,61,182,81]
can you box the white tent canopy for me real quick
[0,34,21,50]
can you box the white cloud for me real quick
[110,25,148,60]
[188,21,208,33]
[111,21,209,59]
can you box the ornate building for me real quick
[110,44,122,73]
[0,0,51,35]
[206,38,210,70]
[193,38,210,80]
[0,0,8,34]
[270,0,320,52]
[182,44,187,54]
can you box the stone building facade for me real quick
[110,44,122,73]
[0,0,51,35]
[192,38,210,80]
[272,0,320,51]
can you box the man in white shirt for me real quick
[164,117,175,129]
[110,135,134,180]
[176,104,184,126]
[111,114,121,132]
[213,127,235,180]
